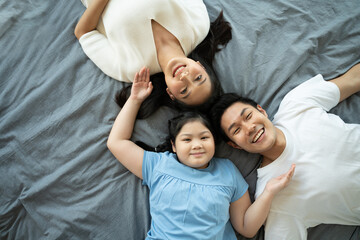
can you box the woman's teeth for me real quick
[174,65,185,77]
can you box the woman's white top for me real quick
[79,0,210,82]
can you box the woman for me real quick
[75,0,231,117]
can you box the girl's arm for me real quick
[74,0,109,39]
[229,164,295,238]
[107,67,153,179]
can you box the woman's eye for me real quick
[195,75,202,81]
[181,88,187,94]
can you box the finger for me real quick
[146,68,150,82]
[142,66,148,81]
[138,67,145,81]
[134,72,139,82]
[288,164,296,177]
[147,81,153,92]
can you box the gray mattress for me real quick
[1,0,359,239]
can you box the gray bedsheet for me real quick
[1,0,359,239]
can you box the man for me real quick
[210,63,360,240]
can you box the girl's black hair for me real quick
[136,111,216,153]
[116,11,232,119]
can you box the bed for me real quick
[1,0,359,239]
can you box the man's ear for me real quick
[166,88,175,100]
[171,140,176,153]
[227,141,242,150]
[257,105,268,118]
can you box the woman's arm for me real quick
[107,67,153,179]
[329,63,360,102]
[229,164,295,238]
[74,0,109,39]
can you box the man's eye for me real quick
[246,112,252,120]
[195,75,202,81]
[233,128,240,135]
[181,88,187,94]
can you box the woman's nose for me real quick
[180,70,189,81]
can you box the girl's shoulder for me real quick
[212,157,237,169]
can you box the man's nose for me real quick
[245,124,256,136]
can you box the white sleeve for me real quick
[264,212,307,240]
[281,74,340,112]
[79,31,123,81]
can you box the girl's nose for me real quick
[192,139,202,149]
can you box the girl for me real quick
[75,0,230,117]
[107,67,295,239]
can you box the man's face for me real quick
[220,102,277,154]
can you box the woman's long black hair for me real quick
[116,11,232,119]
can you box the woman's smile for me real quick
[173,65,186,77]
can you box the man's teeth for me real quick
[174,66,185,76]
[253,129,264,143]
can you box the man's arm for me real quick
[330,63,360,102]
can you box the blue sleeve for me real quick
[229,162,249,202]
[142,151,161,188]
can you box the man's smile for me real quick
[252,128,265,143]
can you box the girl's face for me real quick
[172,120,215,169]
[164,58,212,106]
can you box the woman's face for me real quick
[164,58,212,106]
[172,120,215,169]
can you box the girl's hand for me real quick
[264,164,295,196]
[130,67,153,102]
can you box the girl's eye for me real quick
[201,136,209,140]
[181,88,187,94]
[182,138,191,142]
[195,75,202,81]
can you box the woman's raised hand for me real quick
[265,164,296,196]
[130,67,153,102]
